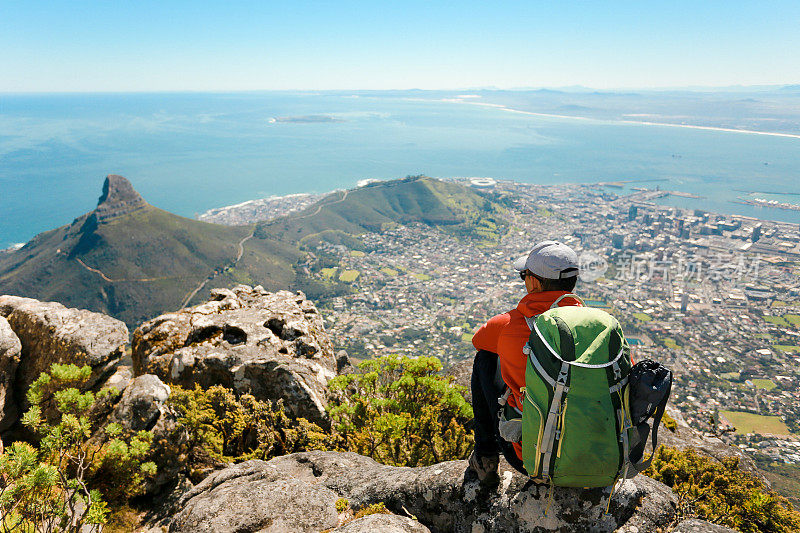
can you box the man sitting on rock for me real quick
[468,240,582,482]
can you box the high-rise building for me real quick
[611,232,626,249]
[752,224,762,242]
[628,205,638,221]
[681,292,689,313]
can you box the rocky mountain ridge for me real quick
[93,174,149,223]
[0,174,505,328]
[0,288,746,532]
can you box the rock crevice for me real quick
[132,285,336,425]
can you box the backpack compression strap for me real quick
[629,377,672,472]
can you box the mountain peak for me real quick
[94,174,147,223]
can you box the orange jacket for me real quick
[472,290,582,459]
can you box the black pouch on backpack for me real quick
[626,359,672,471]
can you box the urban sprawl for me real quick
[204,179,800,468]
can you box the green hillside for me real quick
[0,203,254,327]
[0,175,504,326]
[256,176,505,247]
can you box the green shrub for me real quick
[0,363,155,532]
[353,502,390,519]
[646,446,800,532]
[328,354,473,467]
[166,385,332,476]
[335,498,350,513]
[662,412,678,432]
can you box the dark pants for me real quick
[471,350,527,475]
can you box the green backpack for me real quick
[519,294,642,488]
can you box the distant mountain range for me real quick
[0,174,503,326]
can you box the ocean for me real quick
[2,91,800,247]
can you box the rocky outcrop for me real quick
[0,295,128,432]
[132,285,336,425]
[0,317,22,432]
[165,451,677,533]
[92,174,148,223]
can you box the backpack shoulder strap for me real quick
[550,293,586,309]
[524,315,536,331]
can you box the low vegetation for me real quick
[165,385,332,479]
[0,364,155,532]
[328,354,473,467]
[755,459,800,507]
[7,357,797,531]
[646,446,800,532]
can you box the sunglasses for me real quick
[519,270,530,281]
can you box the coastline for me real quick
[432,97,800,140]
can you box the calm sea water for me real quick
[2,92,799,247]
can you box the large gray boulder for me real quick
[132,285,336,425]
[0,295,128,431]
[170,464,341,532]
[0,317,22,432]
[109,374,171,433]
[333,514,431,532]
[166,451,677,533]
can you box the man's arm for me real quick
[472,313,510,354]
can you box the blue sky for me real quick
[2,1,800,92]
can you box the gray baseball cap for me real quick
[513,240,579,279]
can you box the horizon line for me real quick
[2,83,800,96]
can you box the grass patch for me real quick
[773,345,800,353]
[785,314,800,326]
[339,269,360,283]
[379,267,398,276]
[633,312,652,322]
[752,379,778,391]
[771,300,790,308]
[410,272,431,281]
[764,315,790,327]
[461,333,474,343]
[349,250,365,257]
[719,410,791,436]
[663,338,681,350]
[320,267,338,279]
